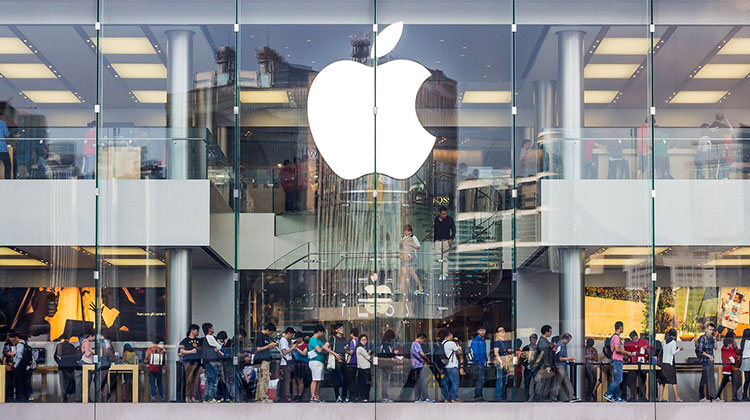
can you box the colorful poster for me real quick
[718,287,750,333]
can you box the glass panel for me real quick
[237,0,375,404]
[0,0,97,405]
[375,0,513,404]
[515,0,653,403]
[98,0,236,404]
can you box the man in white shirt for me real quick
[201,323,224,402]
[277,327,297,402]
[439,329,462,402]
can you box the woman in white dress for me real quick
[398,224,423,295]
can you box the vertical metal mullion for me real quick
[233,0,241,403]
[372,0,379,407]
[94,0,103,405]
[648,0,657,404]
[510,0,518,403]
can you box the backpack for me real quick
[603,334,615,359]
[147,347,165,373]
[695,335,705,359]
[56,341,79,368]
[20,341,33,367]
[434,340,455,371]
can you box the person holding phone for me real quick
[398,224,423,295]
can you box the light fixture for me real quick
[22,90,80,103]
[110,63,166,78]
[584,90,619,104]
[0,37,33,54]
[717,38,750,55]
[0,259,49,267]
[0,63,56,79]
[91,37,157,54]
[702,259,750,267]
[669,90,727,104]
[599,247,669,256]
[462,90,511,104]
[81,247,149,256]
[584,64,640,79]
[0,247,22,256]
[693,64,750,79]
[586,257,647,266]
[240,90,289,104]
[726,247,750,256]
[131,90,166,104]
[103,258,165,266]
[594,38,658,55]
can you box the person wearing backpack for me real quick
[8,332,32,401]
[145,338,166,402]
[54,334,78,402]
[696,323,718,401]
[603,321,632,402]
[439,329,462,402]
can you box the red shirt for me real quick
[721,345,739,373]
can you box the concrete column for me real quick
[166,29,194,402]
[557,30,586,400]
[532,80,557,140]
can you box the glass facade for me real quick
[1,0,750,410]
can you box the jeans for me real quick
[474,364,485,399]
[204,361,220,401]
[524,368,537,401]
[0,152,12,179]
[332,362,347,400]
[605,360,623,400]
[442,367,460,401]
[414,367,428,401]
[495,366,506,401]
[346,364,358,400]
[148,371,163,399]
[699,362,717,400]
[357,368,371,401]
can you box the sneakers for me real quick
[424,398,435,403]
[415,399,424,403]
[310,397,320,403]
[603,394,615,402]
[336,396,343,403]
[699,398,710,402]
[453,398,464,402]
[382,398,393,403]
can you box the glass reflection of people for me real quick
[654,122,671,179]
[279,159,298,212]
[695,123,713,179]
[519,139,532,176]
[398,224,423,295]
[710,113,733,179]
[433,206,455,282]
[82,121,96,179]
[0,110,11,179]
[607,139,628,179]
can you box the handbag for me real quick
[326,337,338,370]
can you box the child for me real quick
[145,338,165,402]
[714,332,741,401]
[356,334,372,402]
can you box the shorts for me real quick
[309,360,324,381]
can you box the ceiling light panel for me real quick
[0,247,22,256]
[594,38,658,55]
[586,258,647,266]
[599,247,669,255]
[0,258,49,267]
[92,37,157,54]
[670,90,727,104]
[584,90,619,103]
[717,38,750,55]
[0,63,56,79]
[0,37,33,54]
[240,90,290,104]
[132,90,166,104]
[81,247,149,256]
[693,64,750,79]
[111,63,166,79]
[22,90,81,103]
[462,90,511,104]
[584,64,640,79]
[103,258,165,266]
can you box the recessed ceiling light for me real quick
[599,247,669,256]
[22,90,80,103]
[0,247,22,256]
[110,63,167,78]
[240,90,289,104]
[81,247,149,256]
[670,90,727,104]
[462,90,511,104]
[693,63,750,79]
[594,38,659,55]
[584,90,619,103]
[0,37,33,54]
[132,90,166,103]
[91,37,157,54]
[717,38,750,55]
[103,258,165,266]
[586,258,647,267]
[0,63,56,79]
[584,64,640,79]
[0,258,49,267]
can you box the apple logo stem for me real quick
[307,21,435,180]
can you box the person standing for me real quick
[584,338,600,402]
[346,328,360,401]
[411,333,432,403]
[0,111,12,179]
[378,330,399,402]
[201,322,224,403]
[278,327,297,402]
[120,343,138,402]
[309,325,339,403]
[323,323,348,402]
[697,323,718,402]
[145,338,165,402]
[356,334,372,402]
[521,333,539,401]
[398,224,423,295]
[9,332,31,402]
[291,335,309,402]
[470,326,487,401]
[254,323,278,403]
[491,326,510,401]
[439,329,462,402]
[433,206,456,281]
[75,330,95,402]
[533,325,555,401]
[178,324,202,402]
[659,329,683,402]
[714,331,740,401]
[551,333,577,402]
[54,334,77,402]
[279,160,298,212]
[603,321,633,403]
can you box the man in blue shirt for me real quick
[471,326,487,401]
[551,332,577,402]
[0,111,11,179]
[697,322,717,401]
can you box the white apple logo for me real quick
[307,22,435,180]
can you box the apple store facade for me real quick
[2,0,750,417]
